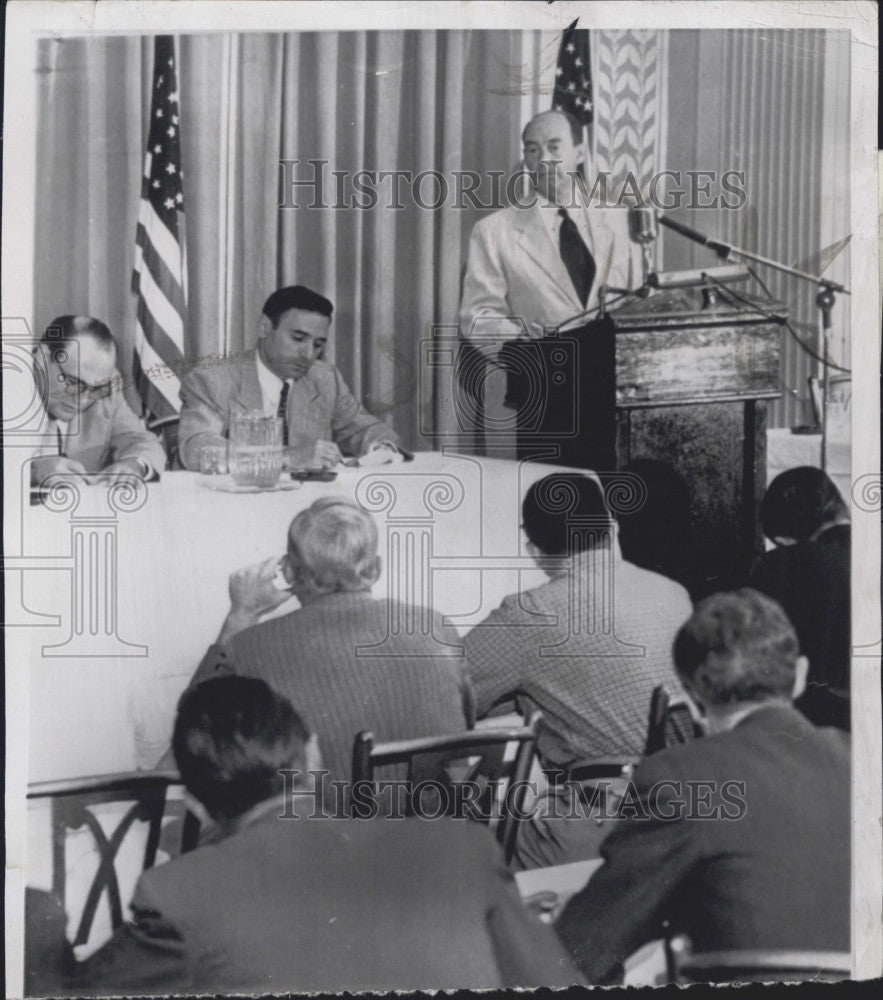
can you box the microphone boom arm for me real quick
[656,210,849,294]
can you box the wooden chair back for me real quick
[644,684,703,756]
[146,414,180,470]
[27,771,200,947]
[667,934,851,983]
[352,713,541,863]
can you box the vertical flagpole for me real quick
[582,123,589,191]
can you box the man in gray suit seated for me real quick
[178,285,401,470]
[30,315,166,484]
[184,496,471,787]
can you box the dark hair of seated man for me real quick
[262,285,334,325]
[521,473,614,557]
[41,315,116,351]
[173,675,311,823]
[760,465,848,544]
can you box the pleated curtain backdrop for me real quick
[666,29,851,428]
[33,31,526,449]
[33,29,850,440]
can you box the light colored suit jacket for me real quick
[178,350,400,470]
[460,202,641,356]
[29,385,166,479]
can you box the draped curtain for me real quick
[665,30,851,428]
[33,29,849,440]
[34,31,526,449]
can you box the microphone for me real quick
[655,210,731,258]
[627,206,658,245]
[627,206,658,288]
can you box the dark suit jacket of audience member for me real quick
[556,704,850,984]
[66,802,583,994]
[191,590,472,786]
[749,524,850,729]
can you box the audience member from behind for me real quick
[178,285,401,470]
[64,676,581,994]
[184,497,472,786]
[30,316,166,484]
[556,589,850,984]
[465,473,692,771]
[749,466,850,729]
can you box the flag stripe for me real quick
[133,351,179,420]
[136,203,185,283]
[136,295,185,374]
[133,232,187,324]
[134,247,185,349]
[133,323,182,411]
[132,34,188,422]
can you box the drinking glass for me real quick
[199,445,228,476]
[228,411,283,488]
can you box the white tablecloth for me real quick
[23,452,564,781]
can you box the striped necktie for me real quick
[277,380,290,446]
[558,207,596,307]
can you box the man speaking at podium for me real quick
[459,109,640,462]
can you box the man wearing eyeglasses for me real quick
[30,316,166,485]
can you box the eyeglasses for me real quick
[55,370,114,402]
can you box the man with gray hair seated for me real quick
[186,497,472,787]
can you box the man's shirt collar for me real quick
[255,348,287,411]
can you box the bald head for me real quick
[521,110,585,205]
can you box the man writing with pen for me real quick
[30,315,166,485]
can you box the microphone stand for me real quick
[676,229,850,476]
[555,284,650,333]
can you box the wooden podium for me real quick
[503,285,785,593]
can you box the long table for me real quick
[22,452,571,782]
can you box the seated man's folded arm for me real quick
[105,388,168,474]
[329,367,401,456]
[178,368,230,470]
[480,829,587,988]
[554,770,701,984]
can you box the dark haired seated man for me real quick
[556,589,851,984]
[30,316,166,484]
[748,466,851,729]
[62,676,582,994]
[465,472,691,772]
[178,284,401,470]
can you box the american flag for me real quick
[552,20,593,126]
[132,35,188,421]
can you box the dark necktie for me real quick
[277,380,290,446]
[558,207,596,307]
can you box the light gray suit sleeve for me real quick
[460,216,532,358]
[329,367,401,457]
[178,367,230,470]
[106,391,168,473]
